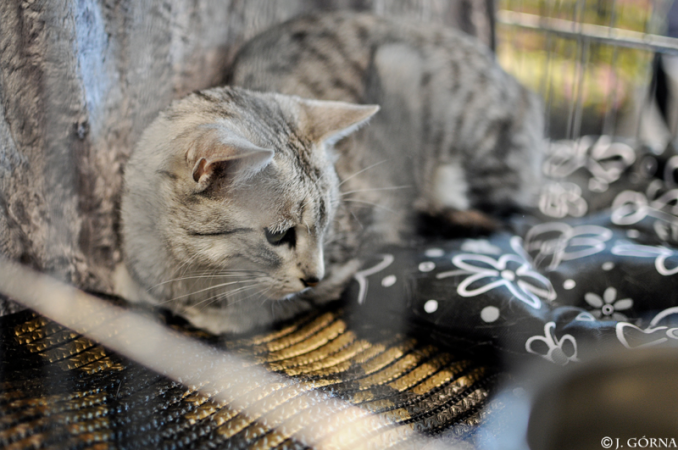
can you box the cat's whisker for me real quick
[191,283,263,309]
[149,271,266,290]
[341,199,396,214]
[323,232,347,245]
[248,287,274,306]
[350,210,364,229]
[191,283,266,310]
[176,252,201,276]
[211,284,271,309]
[185,270,267,278]
[230,283,267,300]
[339,185,412,197]
[268,291,284,315]
[173,252,210,283]
[298,200,310,214]
[163,278,263,303]
[179,268,267,276]
[156,273,261,286]
[166,259,197,291]
[149,276,259,297]
[337,159,388,187]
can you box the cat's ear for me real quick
[297,99,380,145]
[186,126,274,191]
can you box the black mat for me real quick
[349,136,678,365]
[0,303,505,449]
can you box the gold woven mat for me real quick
[0,304,503,449]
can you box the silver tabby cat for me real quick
[118,12,543,334]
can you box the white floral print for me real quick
[539,182,588,218]
[443,237,556,309]
[526,322,579,365]
[524,222,613,270]
[584,287,633,321]
[615,323,677,349]
[611,241,678,276]
[543,136,636,190]
[354,254,394,305]
[616,306,678,349]
[611,182,678,227]
[460,239,501,255]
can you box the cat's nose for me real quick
[301,277,321,288]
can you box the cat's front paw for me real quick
[443,209,499,232]
[417,209,500,238]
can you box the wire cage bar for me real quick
[496,0,678,151]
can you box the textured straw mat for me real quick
[0,299,504,449]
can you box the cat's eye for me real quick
[265,227,296,247]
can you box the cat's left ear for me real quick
[297,99,380,146]
[186,126,274,191]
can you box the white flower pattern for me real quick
[524,222,613,270]
[611,183,678,228]
[526,322,579,365]
[447,237,556,309]
[460,239,502,255]
[615,322,678,349]
[543,136,636,190]
[354,254,394,305]
[348,135,678,367]
[611,241,678,276]
[584,287,633,321]
[539,182,588,218]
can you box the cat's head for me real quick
[121,87,377,304]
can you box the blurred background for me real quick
[496,0,677,149]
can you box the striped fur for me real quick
[120,12,544,334]
[119,87,376,333]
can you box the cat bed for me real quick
[1,135,678,449]
[347,135,678,365]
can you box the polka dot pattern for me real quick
[424,300,438,313]
[563,279,576,290]
[418,262,435,272]
[481,306,500,323]
[425,248,445,257]
[381,275,397,287]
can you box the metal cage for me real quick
[496,0,678,152]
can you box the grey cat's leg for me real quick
[438,208,499,231]
[415,161,500,234]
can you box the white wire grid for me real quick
[497,0,678,149]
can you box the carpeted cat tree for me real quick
[0,0,494,316]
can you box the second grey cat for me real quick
[118,12,544,334]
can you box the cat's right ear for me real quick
[186,126,274,192]
[297,99,380,146]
